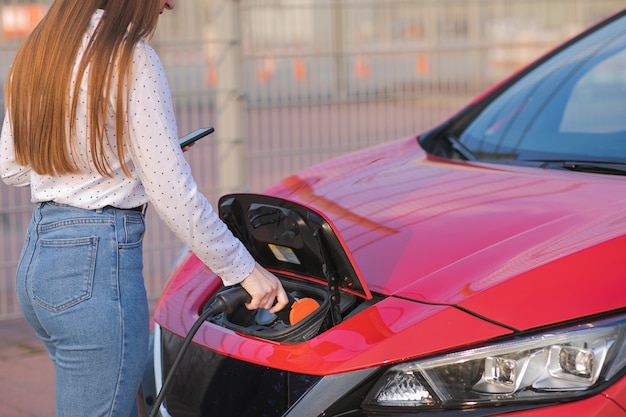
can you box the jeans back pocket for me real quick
[31,236,98,312]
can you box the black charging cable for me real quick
[148,286,251,417]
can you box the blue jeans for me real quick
[16,202,149,417]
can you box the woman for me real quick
[0,1,287,416]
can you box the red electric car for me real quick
[150,8,626,417]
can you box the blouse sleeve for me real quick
[124,42,255,286]
[0,110,31,187]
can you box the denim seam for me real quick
[107,210,124,417]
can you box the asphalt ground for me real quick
[0,316,54,417]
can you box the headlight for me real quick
[364,313,626,411]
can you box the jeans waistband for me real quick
[41,201,147,214]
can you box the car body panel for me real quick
[262,137,626,331]
[153,131,626,373]
[154,262,512,374]
[605,375,626,412]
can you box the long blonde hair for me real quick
[5,0,160,176]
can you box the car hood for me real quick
[264,136,626,330]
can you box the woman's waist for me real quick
[31,177,148,211]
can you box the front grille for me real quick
[160,328,321,417]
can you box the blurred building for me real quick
[2,1,624,100]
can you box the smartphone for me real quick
[178,127,215,148]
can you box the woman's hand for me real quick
[239,263,288,313]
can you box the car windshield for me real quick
[452,13,626,166]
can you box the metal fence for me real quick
[0,0,623,319]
